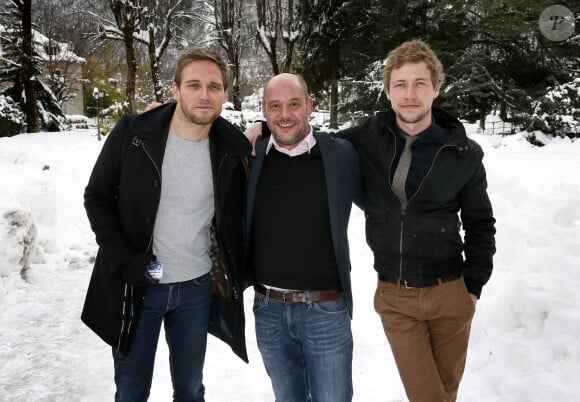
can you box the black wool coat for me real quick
[81,102,252,362]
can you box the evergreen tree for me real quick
[0,0,65,136]
[297,0,376,128]
[439,0,578,130]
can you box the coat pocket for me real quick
[209,224,233,301]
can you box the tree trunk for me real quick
[148,36,163,103]
[108,0,138,114]
[282,40,294,73]
[329,45,339,129]
[500,100,508,121]
[479,109,486,131]
[328,0,339,129]
[231,60,242,110]
[123,33,136,114]
[21,0,39,133]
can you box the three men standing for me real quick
[82,38,495,402]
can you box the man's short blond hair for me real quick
[383,39,445,91]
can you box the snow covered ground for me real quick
[0,121,579,401]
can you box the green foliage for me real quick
[527,78,580,136]
[338,61,389,124]
[82,54,125,119]
[1,0,65,133]
[83,51,163,120]
[0,95,25,137]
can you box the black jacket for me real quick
[338,107,496,297]
[81,102,252,361]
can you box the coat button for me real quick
[154,180,159,188]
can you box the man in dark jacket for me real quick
[337,40,496,402]
[246,73,363,402]
[81,47,251,401]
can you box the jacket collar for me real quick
[129,101,252,157]
[380,106,469,148]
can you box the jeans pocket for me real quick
[313,294,348,315]
[112,348,126,361]
[192,272,211,286]
[253,292,267,312]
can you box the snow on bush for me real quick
[0,201,37,278]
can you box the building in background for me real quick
[35,31,86,116]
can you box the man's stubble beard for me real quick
[179,103,220,126]
[271,120,310,147]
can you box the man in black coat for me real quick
[81,47,251,401]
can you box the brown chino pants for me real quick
[374,276,476,402]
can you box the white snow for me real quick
[0,120,579,401]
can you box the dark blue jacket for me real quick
[245,130,363,317]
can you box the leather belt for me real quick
[254,285,341,303]
[378,272,462,289]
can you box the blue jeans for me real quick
[113,274,212,402]
[253,290,353,402]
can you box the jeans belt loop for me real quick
[304,291,312,305]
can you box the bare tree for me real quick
[94,0,195,109]
[138,0,189,102]
[98,0,141,113]
[212,0,253,110]
[255,0,299,75]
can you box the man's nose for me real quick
[404,86,417,98]
[199,86,211,99]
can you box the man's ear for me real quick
[171,82,180,102]
[384,88,391,101]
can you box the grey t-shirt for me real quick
[152,130,214,284]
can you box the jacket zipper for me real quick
[392,134,454,282]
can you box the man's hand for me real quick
[144,102,162,112]
[245,121,263,156]
[120,253,159,287]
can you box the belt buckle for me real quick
[283,291,295,303]
[403,280,415,290]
